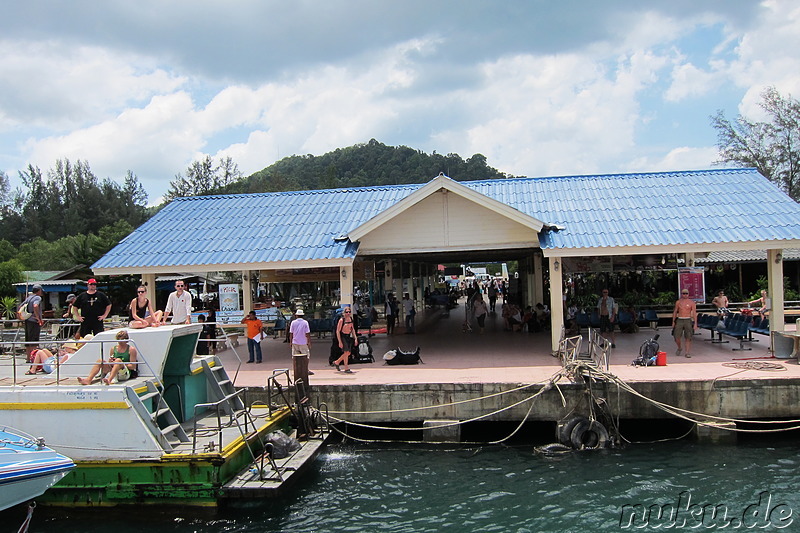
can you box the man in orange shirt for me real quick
[241,310,264,363]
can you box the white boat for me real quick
[0,426,75,511]
[0,324,328,507]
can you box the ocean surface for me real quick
[7,437,800,532]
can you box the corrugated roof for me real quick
[92,168,800,271]
[696,248,800,264]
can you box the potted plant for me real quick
[0,296,19,327]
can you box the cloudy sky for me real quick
[2,1,799,203]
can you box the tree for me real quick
[0,259,24,297]
[164,155,243,200]
[712,87,800,200]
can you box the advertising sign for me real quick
[218,284,240,312]
[678,267,705,303]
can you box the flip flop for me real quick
[343,369,355,374]
[25,370,35,375]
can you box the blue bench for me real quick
[749,316,770,337]
[697,313,721,341]
[716,313,753,351]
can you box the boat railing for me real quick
[0,337,159,388]
[266,369,293,417]
[190,388,250,454]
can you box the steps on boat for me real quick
[126,382,190,451]
[202,359,245,414]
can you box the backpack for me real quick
[17,297,32,321]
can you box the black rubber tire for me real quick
[570,419,609,450]
[558,415,588,445]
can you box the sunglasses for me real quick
[344,310,351,313]
[137,290,146,293]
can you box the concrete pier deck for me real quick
[219,305,800,426]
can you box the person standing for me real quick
[289,308,313,375]
[596,289,617,348]
[162,280,192,324]
[333,307,357,373]
[74,278,112,337]
[672,289,698,358]
[205,306,218,354]
[472,295,488,334]
[23,284,45,349]
[241,310,263,363]
[385,293,396,335]
[488,282,498,313]
[402,292,415,334]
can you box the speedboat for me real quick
[0,426,75,511]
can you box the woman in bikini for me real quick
[333,307,358,374]
[129,285,163,328]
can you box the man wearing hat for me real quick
[289,308,313,375]
[22,284,44,348]
[74,278,112,336]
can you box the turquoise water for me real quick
[8,439,800,532]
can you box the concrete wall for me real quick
[245,378,800,424]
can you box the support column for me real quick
[526,256,535,307]
[549,256,564,353]
[140,273,156,303]
[241,270,253,313]
[533,254,544,305]
[340,264,353,306]
[767,249,784,338]
[385,259,395,296]
[414,263,423,310]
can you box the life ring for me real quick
[558,415,588,445]
[570,419,609,450]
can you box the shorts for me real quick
[340,336,354,353]
[599,315,613,333]
[292,344,310,357]
[673,318,693,340]
[43,356,57,374]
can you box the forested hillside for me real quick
[219,139,514,194]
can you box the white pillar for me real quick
[385,259,395,296]
[242,270,253,313]
[340,264,353,306]
[140,273,156,303]
[525,257,534,307]
[549,256,565,353]
[767,249,784,336]
[533,254,544,305]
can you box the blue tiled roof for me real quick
[92,168,800,271]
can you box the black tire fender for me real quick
[570,419,609,450]
[558,415,588,445]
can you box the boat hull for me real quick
[0,428,76,511]
[38,408,292,507]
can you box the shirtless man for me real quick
[711,290,729,315]
[672,289,698,358]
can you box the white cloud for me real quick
[625,146,719,173]
[0,39,184,131]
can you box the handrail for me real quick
[191,388,247,454]
[0,337,158,389]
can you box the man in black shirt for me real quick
[74,278,112,336]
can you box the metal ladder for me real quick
[201,358,245,415]
[126,382,190,451]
